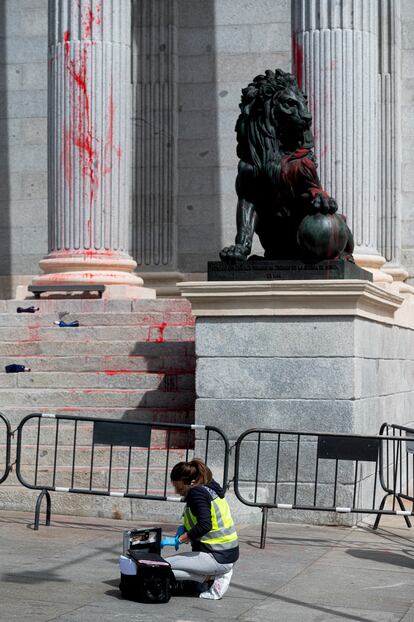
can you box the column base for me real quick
[16,282,155,301]
[29,251,156,299]
[353,254,393,285]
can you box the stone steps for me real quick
[0,371,195,390]
[0,298,196,518]
[0,407,194,429]
[17,468,181,493]
[0,311,193,327]
[0,340,195,356]
[18,445,189,469]
[0,354,195,373]
[0,325,195,342]
[0,387,196,408]
[6,298,191,313]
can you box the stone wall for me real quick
[195,315,414,524]
[1,0,414,286]
[0,0,48,295]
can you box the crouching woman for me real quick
[168,458,239,600]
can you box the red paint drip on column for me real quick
[63,29,97,252]
[292,33,303,90]
[102,96,114,175]
[80,1,102,38]
[102,95,122,175]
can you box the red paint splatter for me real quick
[83,8,94,38]
[80,1,102,38]
[87,217,91,244]
[146,322,167,343]
[62,41,121,248]
[63,30,97,209]
[292,33,303,89]
[54,249,115,257]
[102,370,159,376]
[64,29,70,52]
[95,3,102,26]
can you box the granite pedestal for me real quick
[179,279,414,525]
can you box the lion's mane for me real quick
[235,69,314,179]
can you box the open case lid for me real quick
[123,527,162,555]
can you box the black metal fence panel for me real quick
[376,422,414,528]
[16,413,229,509]
[11,416,414,539]
[234,428,414,547]
[0,413,11,485]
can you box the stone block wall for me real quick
[2,0,414,286]
[0,0,48,294]
[195,316,414,524]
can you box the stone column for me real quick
[292,0,391,283]
[33,0,154,298]
[378,0,410,289]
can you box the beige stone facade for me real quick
[1,1,414,295]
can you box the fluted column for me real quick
[131,0,178,269]
[292,0,391,283]
[378,0,409,286]
[34,0,154,298]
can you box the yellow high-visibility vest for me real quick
[183,486,238,552]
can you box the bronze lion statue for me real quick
[220,69,354,263]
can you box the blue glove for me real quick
[174,525,186,550]
[160,536,176,549]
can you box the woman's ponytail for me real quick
[188,458,212,485]
[170,457,212,486]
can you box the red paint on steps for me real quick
[146,322,167,343]
[102,370,162,376]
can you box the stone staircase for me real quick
[0,297,196,521]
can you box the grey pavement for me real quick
[0,510,413,622]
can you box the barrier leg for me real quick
[373,493,388,530]
[396,495,412,528]
[260,506,268,549]
[34,489,51,531]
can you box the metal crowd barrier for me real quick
[0,412,11,485]
[234,428,414,548]
[16,413,229,530]
[375,422,414,529]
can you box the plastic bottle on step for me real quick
[53,320,79,327]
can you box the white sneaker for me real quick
[199,568,233,600]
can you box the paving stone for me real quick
[0,514,412,622]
